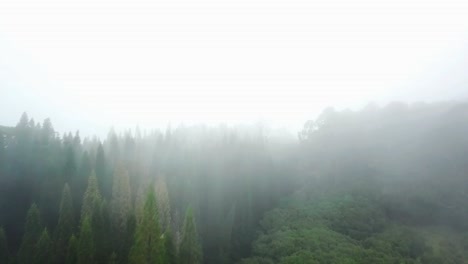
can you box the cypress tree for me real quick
[129,186,165,264]
[18,203,42,264]
[0,227,8,264]
[180,207,202,264]
[77,217,94,264]
[34,228,52,264]
[54,183,74,264]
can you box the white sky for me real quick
[1,0,468,137]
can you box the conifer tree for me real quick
[165,227,178,264]
[111,163,132,262]
[18,203,42,264]
[34,228,52,264]
[0,227,8,264]
[95,143,110,199]
[92,199,111,264]
[81,171,101,222]
[54,183,74,264]
[77,217,94,264]
[180,207,202,264]
[155,176,172,232]
[129,186,165,264]
[75,151,91,215]
[111,163,132,241]
[66,234,78,264]
[81,171,110,263]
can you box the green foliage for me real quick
[4,104,468,264]
[242,189,468,264]
[129,186,166,264]
[18,203,42,264]
[180,207,203,264]
[95,143,111,199]
[77,217,95,264]
[54,183,75,264]
[164,229,178,264]
[66,234,78,264]
[34,228,52,264]
[81,171,102,222]
[111,163,132,245]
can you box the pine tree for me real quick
[77,217,94,264]
[165,228,178,264]
[54,183,74,264]
[80,171,111,264]
[95,143,110,199]
[18,203,42,264]
[66,234,78,264]
[0,227,8,264]
[155,176,172,232]
[180,207,202,264]
[111,163,132,262]
[92,199,111,264]
[63,145,77,188]
[129,186,166,264]
[34,228,52,264]
[75,151,91,216]
[81,171,102,222]
[111,163,132,241]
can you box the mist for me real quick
[2,0,468,137]
[2,0,468,263]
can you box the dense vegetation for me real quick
[1,101,468,263]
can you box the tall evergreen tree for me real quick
[155,177,172,232]
[111,163,132,238]
[40,118,54,145]
[34,228,52,264]
[63,145,77,188]
[165,227,178,264]
[129,186,165,264]
[180,207,202,264]
[81,171,102,222]
[77,217,94,264]
[92,199,111,264]
[95,143,110,199]
[18,203,42,264]
[66,234,78,264]
[111,163,132,259]
[54,183,74,264]
[75,151,91,215]
[0,227,8,264]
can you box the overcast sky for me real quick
[1,0,468,137]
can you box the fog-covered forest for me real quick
[1,101,468,264]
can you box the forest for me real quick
[1,101,468,264]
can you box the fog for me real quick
[2,1,468,264]
[2,0,468,137]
